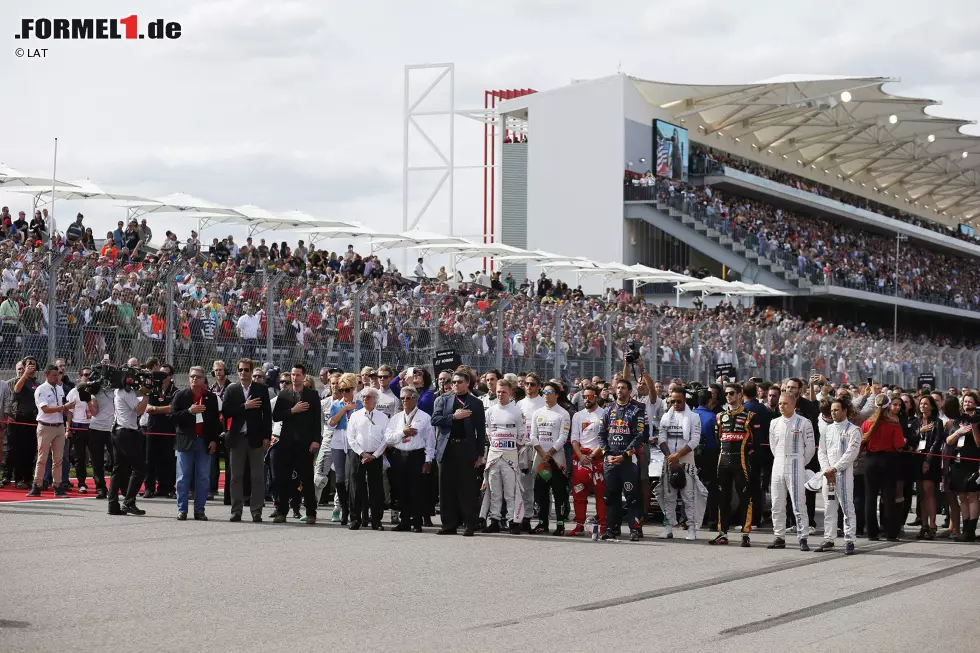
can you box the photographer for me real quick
[144,364,177,499]
[81,373,115,500]
[109,371,150,516]
[7,358,40,490]
[171,367,221,521]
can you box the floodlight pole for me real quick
[893,233,907,344]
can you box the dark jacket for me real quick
[743,398,772,448]
[171,387,222,452]
[431,392,487,464]
[147,383,178,434]
[272,386,322,447]
[223,381,272,448]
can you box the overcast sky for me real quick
[2,0,979,269]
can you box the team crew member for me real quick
[271,364,323,524]
[711,383,754,547]
[658,388,701,542]
[8,358,40,489]
[598,379,646,541]
[171,367,221,521]
[385,386,435,532]
[347,387,390,530]
[742,381,772,528]
[529,381,571,535]
[568,388,606,536]
[85,379,115,500]
[516,373,544,533]
[480,379,525,534]
[814,399,862,554]
[768,392,815,551]
[27,365,72,497]
[862,395,907,541]
[65,368,93,494]
[143,364,177,499]
[431,370,487,536]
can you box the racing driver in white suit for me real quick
[814,398,862,555]
[768,392,816,551]
[480,379,525,534]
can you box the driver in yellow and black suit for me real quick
[710,382,754,547]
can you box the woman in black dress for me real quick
[946,391,980,542]
[912,394,944,539]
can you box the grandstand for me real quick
[496,74,980,336]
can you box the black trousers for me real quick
[604,457,640,532]
[109,428,146,508]
[866,452,900,539]
[749,448,773,525]
[717,454,753,534]
[9,419,37,484]
[426,460,440,516]
[145,432,176,494]
[86,428,111,491]
[533,464,569,525]
[439,439,480,531]
[350,454,385,526]
[268,445,299,511]
[390,448,425,526]
[696,447,719,526]
[272,439,317,516]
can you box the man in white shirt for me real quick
[27,364,73,497]
[480,379,525,534]
[384,386,435,532]
[236,304,261,361]
[516,373,545,533]
[768,392,816,551]
[109,383,150,516]
[375,365,400,418]
[568,387,607,536]
[658,389,701,541]
[529,381,571,535]
[65,368,93,494]
[346,387,389,530]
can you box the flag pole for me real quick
[50,137,58,249]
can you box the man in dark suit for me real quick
[171,367,222,521]
[271,363,322,524]
[431,368,487,536]
[223,358,272,522]
[742,381,772,527]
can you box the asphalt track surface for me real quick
[2,496,980,652]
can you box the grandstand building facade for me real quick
[497,74,980,336]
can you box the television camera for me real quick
[76,364,169,401]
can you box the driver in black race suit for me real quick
[598,379,646,541]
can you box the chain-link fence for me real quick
[0,249,978,391]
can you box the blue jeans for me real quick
[176,438,211,515]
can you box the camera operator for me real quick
[82,373,115,500]
[144,364,177,499]
[7,358,40,489]
[109,371,150,516]
[26,364,74,497]
[209,360,232,502]
[171,367,221,521]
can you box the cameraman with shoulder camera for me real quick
[144,364,177,499]
[109,369,150,515]
[79,369,115,500]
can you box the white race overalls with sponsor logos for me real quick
[480,402,526,523]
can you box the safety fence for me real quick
[0,247,977,388]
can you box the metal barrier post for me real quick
[937,345,948,390]
[265,271,287,363]
[554,304,566,381]
[46,252,66,364]
[352,284,370,373]
[495,295,511,372]
[650,316,664,383]
[164,268,177,365]
[764,328,772,381]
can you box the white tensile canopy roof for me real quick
[422,241,530,260]
[123,192,242,217]
[231,205,358,237]
[16,179,150,203]
[372,230,471,250]
[496,249,566,262]
[631,75,980,220]
[0,165,78,189]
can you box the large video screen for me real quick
[654,119,688,182]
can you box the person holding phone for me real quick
[946,391,980,542]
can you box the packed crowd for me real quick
[691,145,980,246]
[3,351,978,550]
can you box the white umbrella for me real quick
[0,165,77,189]
[14,179,148,203]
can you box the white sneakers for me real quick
[686,527,697,541]
[659,525,673,539]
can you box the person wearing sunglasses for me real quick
[375,365,399,419]
[658,388,702,542]
[516,372,545,534]
[567,388,607,537]
[326,372,361,525]
[170,367,221,521]
[710,383,754,547]
[431,369,487,536]
[270,364,323,524]
[143,364,178,500]
[598,379,647,541]
[222,358,272,523]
